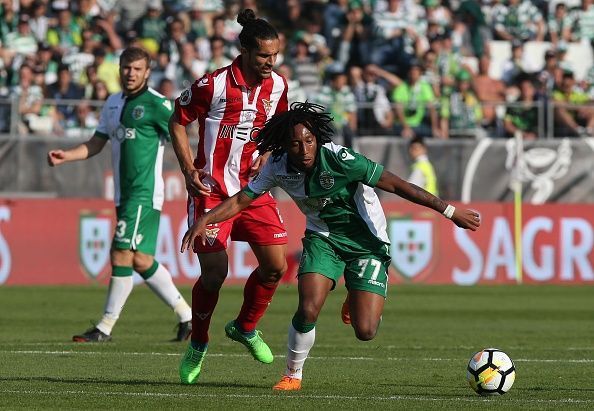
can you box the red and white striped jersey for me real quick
[174,56,288,200]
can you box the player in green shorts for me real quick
[47,47,192,342]
[180,102,481,390]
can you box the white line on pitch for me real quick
[5,342,594,351]
[0,350,592,363]
[0,389,593,404]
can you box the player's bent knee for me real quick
[297,303,322,324]
[198,271,227,292]
[353,326,378,341]
[292,312,316,333]
[257,261,287,283]
[133,254,154,274]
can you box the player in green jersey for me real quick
[48,47,192,342]
[180,102,481,390]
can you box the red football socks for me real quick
[235,269,278,333]
[191,277,220,344]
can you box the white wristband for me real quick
[443,204,455,219]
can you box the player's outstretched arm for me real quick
[47,134,107,167]
[181,191,256,252]
[375,169,480,230]
[168,112,212,197]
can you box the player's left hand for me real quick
[451,208,480,231]
[180,219,207,252]
[249,152,270,177]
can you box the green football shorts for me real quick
[298,233,391,297]
[113,204,160,255]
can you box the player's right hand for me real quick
[180,219,207,253]
[184,169,212,197]
[47,150,66,166]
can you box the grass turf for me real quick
[0,284,593,410]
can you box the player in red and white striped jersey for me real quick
[169,9,289,384]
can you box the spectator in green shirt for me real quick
[440,70,484,139]
[315,64,358,146]
[133,0,167,46]
[46,7,82,56]
[504,74,540,140]
[392,60,441,138]
[552,70,594,137]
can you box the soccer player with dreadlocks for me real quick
[181,102,481,390]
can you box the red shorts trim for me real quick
[187,193,288,253]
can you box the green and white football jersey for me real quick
[245,142,389,251]
[96,87,172,210]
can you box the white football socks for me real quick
[96,276,134,335]
[145,263,192,323]
[284,323,316,380]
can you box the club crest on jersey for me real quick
[204,227,220,247]
[319,171,334,189]
[79,212,112,280]
[262,99,273,116]
[180,88,192,106]
[131,105,144,120]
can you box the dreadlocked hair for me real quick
[257,101,335,161]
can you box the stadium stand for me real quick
[0,0,593,139]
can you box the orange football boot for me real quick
[273,376,302,391]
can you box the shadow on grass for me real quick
[0,376,263,389]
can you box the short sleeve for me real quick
[244,159,277,198]
[421,82,435,102]
[335,147,384,187]
[95,101,109,139]
[154,97,174,138]
[392,84,407,103]
[174,74,214,126]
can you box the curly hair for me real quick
[256,102,335,161]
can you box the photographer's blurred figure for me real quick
[408,136,439,196]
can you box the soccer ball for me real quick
[466,348,516,395]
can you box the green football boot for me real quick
[224,320,274,364]
[179,344,207,384]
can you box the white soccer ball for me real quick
[466,348,516,395]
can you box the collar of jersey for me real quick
[230,56,265,88]
[124,85,148,101]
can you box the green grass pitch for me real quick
[0,284,593,409]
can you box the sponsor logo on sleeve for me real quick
[180,88,192,106]
[340,149,355,161]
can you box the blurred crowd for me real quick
[1,0,594,139]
